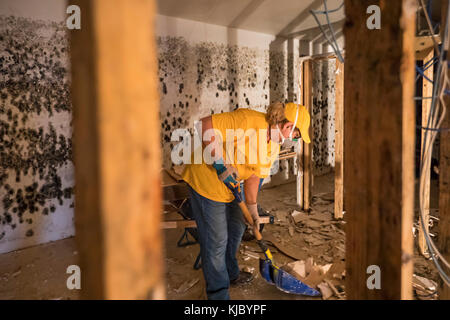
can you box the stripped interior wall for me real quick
[0,7,339,254]
[157,14,337,179]
[0,8,73,254]
[311,58,336,176]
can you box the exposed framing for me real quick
[70,0,164,299]
[343,0,415,299]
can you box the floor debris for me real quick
[174,278,200,294]
[317,282,333,299]
[413,274,438,300]
[281,257,346,300]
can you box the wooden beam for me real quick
[297,61,305,209]
[414,35,441,60]
[334,59,344,219]
[439,0,450,300]
[162,216,272,229]
[418,49,434,257]
[344,0,415,299]
[302,60,313,211]
[70,0,164,299]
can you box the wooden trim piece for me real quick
[418,49,434,257]
[303,60,313,211]
[334,59,344,220]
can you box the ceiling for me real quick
[155,0,345,38]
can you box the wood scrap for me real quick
[324,279,344,299]
[305,257,314,275]
[302,265,326,288]
[174,278,199,294]
[317,282,333,299]
[291,210,308,223]
[283,260,307,279]
[326,261,346,280]
[243,252,260,260]
[242,266,255,274]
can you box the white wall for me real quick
[156,14,336,179]
[0,0,74,254]
[0,0,67,22]
[155,15,300,168]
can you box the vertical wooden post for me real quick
[439,0,450,300]
[70,0,164,299]
[303,60,313,211]
[297,61,304,209]
[418,49,434,257]
[334,59,344,220]
[344,0,416,299]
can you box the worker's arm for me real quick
[244,174,261,230]
[198,116,239,187]
[198,116,215,155]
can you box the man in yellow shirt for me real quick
[182,102,311,300]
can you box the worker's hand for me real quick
[247,203,260,232]
[218,165,239,186]
[212,159,240,189]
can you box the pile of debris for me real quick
[281,258,346,300]
[268,192,346,264]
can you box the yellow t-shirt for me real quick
[182,108,280,203]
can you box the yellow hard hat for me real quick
[284,102,311,144]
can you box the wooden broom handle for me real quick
[238,201,262,241]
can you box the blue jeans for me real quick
[188,186,246,300]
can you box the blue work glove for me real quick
[212,159,240,196]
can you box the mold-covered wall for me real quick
[0,15,74,254]
[311,59,336,176]
[156,15,336,179]
[156,15,302,171]
[158,36,270,162]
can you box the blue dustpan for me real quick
[259,258,321,296]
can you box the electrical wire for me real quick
[419,0,441,55]
[310,1,345,63]
[312,2,344,14]
[416,0,450,287]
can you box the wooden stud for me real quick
[302,60,313,211]
[334,59,344,219]
[439,0,450,300]
[344,0,416,299]
[418,49,434,257]
[70,0,164,299]
[297,59,305,209]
